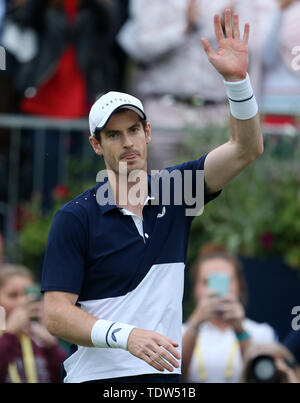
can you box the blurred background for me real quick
[0,0,299,343]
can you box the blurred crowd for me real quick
[181,243,300,383]
[0,0,299,133]
[0,245,299,383]
[0,0,299,186]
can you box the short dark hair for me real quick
[93,109,147,143]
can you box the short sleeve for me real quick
[167,154,222,214]
[41,209,88,296]
[193,154,223,206]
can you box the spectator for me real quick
[117,0,232,170]
[241,342,299,383]
[3,0,116,209]
[232,0,277,100]
[260,0,300,130]
[0,0,28,114]
[109,0,130,92]
[10,0,114,112]
[0,264,66,383]
[181,244,276,383]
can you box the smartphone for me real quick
[207,273,230,297]
[25,284,42,301]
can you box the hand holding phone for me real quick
[207,273,230,297]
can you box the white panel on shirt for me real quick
[183,318,276,383]
[63,262,185,383]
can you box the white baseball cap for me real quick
[89,91,147,136]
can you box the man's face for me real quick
[89,110,151,176]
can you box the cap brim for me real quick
[94,104,147,134]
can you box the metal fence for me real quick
[0,114,90,252]
[0,113,299,260]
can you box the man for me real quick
[41,10,263,383]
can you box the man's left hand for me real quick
[201,9,249,82]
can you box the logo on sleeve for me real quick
[157,206,166,218]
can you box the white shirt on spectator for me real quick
[182,318,276,383]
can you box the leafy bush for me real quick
[16,156,105,273]
[176,124,300,271]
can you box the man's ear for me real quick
[89,136,103,156]
[145,122,151,144]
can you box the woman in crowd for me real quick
[181,243,276,383]
[0,264,66,383]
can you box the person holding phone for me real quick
[181,244,276,383]
[0,264,66,383]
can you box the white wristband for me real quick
[224,73,258,120]
[91,319,136,350]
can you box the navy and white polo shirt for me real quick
[41,155,221,383]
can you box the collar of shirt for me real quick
[120,195,156,217]
[96,173,156,215]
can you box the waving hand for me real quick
[201,9,249,82]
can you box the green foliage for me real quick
[17,155,105,273]
[177,125,300,271]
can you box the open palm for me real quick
[202,9,249,82]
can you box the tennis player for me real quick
[41,9,263,383]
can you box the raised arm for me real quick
[201,9,263,194]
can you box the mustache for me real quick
[120,150,140,159]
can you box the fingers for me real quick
[243,23,250,44]
[127,329,181,373]
[201,38,215,59]
[217,300,244,321]
[142,353,165,372]
[233,13,240,39]
[224,9,232,38]
[214,9,248,43]
[219,294,237,303]
[214,13,224,41]
[145,342,180,373]
[161,338,181,359]
[27,301,42,319]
